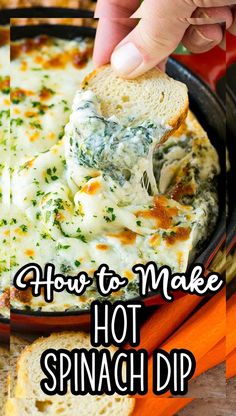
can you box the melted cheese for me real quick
[10,35,93,166]
[0,27,10,318]
[11,89,219,312]
[0,33,220,314]
[0,34,93,315]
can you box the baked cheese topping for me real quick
[0,34,93,316]
[0,26,10,318]
[11,90,219,312]
[0,33,220,314]
[11,35,93,167]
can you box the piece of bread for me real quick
[10,335,30,396]
[15,331,95,399]
[82,65,188,142]
[8,332,135,416]
[0,345,9,416]
[5,396,135,416]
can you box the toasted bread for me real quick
[7,332,135,416]
[0,345,9,416]
[10,335,30,396]
[82,65,188,142]
[5,396,135,416]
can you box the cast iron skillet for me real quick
[5,23,231,333]
[0,16,9,25]
[226,87,236,252]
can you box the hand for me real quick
[93,0,236,78]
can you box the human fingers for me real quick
[132,0,235,19]
[110,0,234,78]
[192,6,233,27]
[184,7,233,52]
[95,0,139,18]
[228,7,236,35]
[183,24,224,53]
[93,18,137,67]
[110,16,189,78]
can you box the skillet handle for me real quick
[173,33,236,90]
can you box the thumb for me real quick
[111,17,190,78]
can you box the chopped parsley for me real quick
[104,207,116,223]
[45,167,59,183]
[78,235,87,243]
[19,224,28,233]
[29,121,43,130]
[11,118,23,127]
[57,243,71,250]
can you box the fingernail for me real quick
[111,43,143,76]
[192,28,215,45]
[219,33,226,50]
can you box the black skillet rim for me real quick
[0,15,10,25]
[0,7,94,19]
[2,23,229,318]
